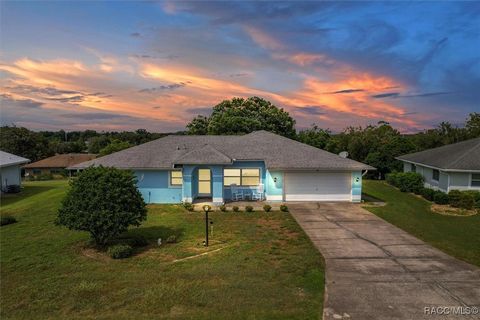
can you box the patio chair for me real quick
[231,184,244,201]
[251,183,264,201]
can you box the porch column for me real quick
[182,165,194,202]
[211,166,224,204]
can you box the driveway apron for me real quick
[290,202,480,320]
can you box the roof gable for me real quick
[397,138,480,170]
[70,131,374,171]
[24,153,96,168]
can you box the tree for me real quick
[98,140,132,156]
[56,167,147,246]
[186,97,296,138]
[297,125,331,149]
[87,135,110,154]
[0,126,53,161]
[465,112,480,138]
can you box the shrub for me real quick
[183,202,194,212]
[166,235,177,243]
[56,166,147,246]
[463,190,480,203]
[433,191,449,205]
[420,188,435,201]
[448,190,462,207]
[121,235,148,247]
[280,205,289,212]
[458,193,475,210]
[245,205,254,212]
[232,206,239,212]
[0,215,17,226]
[386,172,424,193]
[36,173,54,181]
[5,185,21,193]
[263,204,272,212]
[107,244,133,259]
[219,205,227,212]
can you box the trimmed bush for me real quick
[107,244,133,259]
[263,204,272,212]
[0,215,17,226]
[280,205,289,212]
[166,235,177,243]
[386,172,424,193]
[219,205,227,212]
[448,190,462,207]
[56,167,147,246]
[458,193,475,210]
[183,202,194,212]
[463,190,480,203]
[232,206,239,212]
[433,191,449,205]
[245,205,254,212]
[420,188,435,201]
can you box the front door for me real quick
[198,168,211,197]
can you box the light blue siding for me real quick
[135,170,182,204]
[265,170,283,201]
[351,171,362,202]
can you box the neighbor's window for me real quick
[223,168,260,186]
[170,171,183,186]
[432,169,439,181]
[411,164,416,173]
[33,169,41,174]
[472,174,480,187]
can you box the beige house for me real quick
[24,153,96,177]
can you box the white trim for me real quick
[212,197,224,203]
[398,159,480,173]
[266,195,283,201]
[285,194,352,201]
[182,197,192,202]
[352,194,361,202]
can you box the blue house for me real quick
[71,131,374,204]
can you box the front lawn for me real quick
[1,180,324,320]
[363,180,480,267]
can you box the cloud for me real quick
[330,89,365,94]
[372,91,451,99]
[371,92,400,98]
[294,106,327,116]
[130,32,141,37]
[138,82,188,93]
[1,94,44,109]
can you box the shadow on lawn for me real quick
[0,185,56,207]
[125,225,185,242]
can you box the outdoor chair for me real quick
[231,184,244,201]
[251,183,264,201]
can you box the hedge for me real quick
[386,172,424,193]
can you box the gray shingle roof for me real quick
[0,151,30,168]
[70,131,374,171]
[396,137,480,171]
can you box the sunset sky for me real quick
[1,1,479,133]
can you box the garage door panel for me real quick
[285,172,351,201]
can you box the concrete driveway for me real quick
[290,203,480,320]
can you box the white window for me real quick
[432,169,439,181]
[170,171,182,186]
[223,168,260,186]
[472,174,480,187]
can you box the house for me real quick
[24,153,96,177]
[397,137,480,192]
[70,131,374,204]
[0,151,30,192]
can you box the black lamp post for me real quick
[203,205,211,246]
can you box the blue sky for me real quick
[1,1,479,132]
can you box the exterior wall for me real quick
[449,172,480,191]
[403,162,412,173]
[265,170,283,201]
[438,172,449,192]
[223,161,266,201]
[351,171,362,202]
[134,170,182,204]
[0,164,21,191]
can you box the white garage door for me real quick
[285,172,352,201]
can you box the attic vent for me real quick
[176,146,180,150]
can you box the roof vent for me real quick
[338,151,349,158]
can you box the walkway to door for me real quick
[290,203,480,320]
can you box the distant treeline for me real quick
[1,107,478,179]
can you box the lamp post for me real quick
[203,205,211,246]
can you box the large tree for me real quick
[186,97,296,138]
[56,167,147,246]
[0,126,53,161]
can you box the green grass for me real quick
[363,180,480,267]
[1,181,324,320]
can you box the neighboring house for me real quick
[24,153,96,177]
[0,151,30,192]
[397,137,480,192]
[71,131,374,204]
